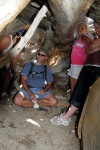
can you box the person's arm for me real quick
[43,82,52,92]
[86,38,100,54]
[0,36,11,52]
[38,65,53,95]
[38,82,52,95]
[81,35,92,45]
[21,76,37,100]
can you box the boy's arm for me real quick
[43,82,52,92]
[38,82,52,95]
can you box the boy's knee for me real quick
[13,96,21,106]
[51,99,58,106]
[13,96,18,104]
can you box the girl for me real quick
[68,23,92,93]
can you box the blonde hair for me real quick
[77,22,87,29]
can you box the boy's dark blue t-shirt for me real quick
[21,62,53,88]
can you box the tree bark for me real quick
[0,0,30,33]
[78,77,100,150]
[48,0,94,43]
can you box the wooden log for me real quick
[0,5,48,69]
[78,77,100,150]
[0,0,30,33]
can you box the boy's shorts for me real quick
[20,87,51,100]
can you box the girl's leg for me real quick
[70,77,77,94]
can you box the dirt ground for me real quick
[0,89,80,150]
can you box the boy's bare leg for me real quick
[14,93,57,108]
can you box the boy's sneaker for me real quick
[37,106,52,113]
[50,114,71,126]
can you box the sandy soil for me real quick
[0,90,80,150]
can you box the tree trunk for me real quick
[48,0,94,43]
[78,77,100,150]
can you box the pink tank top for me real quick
[71,37,88,65]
